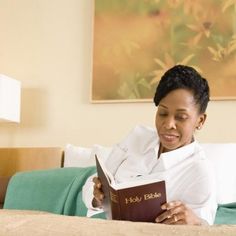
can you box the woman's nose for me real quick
[163,117,176,129]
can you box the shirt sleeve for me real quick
[181,164,217,225]
[81,173,104,216]
[105,125,157,176]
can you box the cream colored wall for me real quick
[0,0,235,148]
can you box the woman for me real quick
[82,65,217,225]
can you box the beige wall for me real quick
[0,0,235,148]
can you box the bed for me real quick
[0,146,236,235]
[1,209,236,236]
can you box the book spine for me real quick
[109,186,121,220]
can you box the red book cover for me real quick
[95,155,166,222]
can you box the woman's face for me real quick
[155,88,206,153]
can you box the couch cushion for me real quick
[201,143,236,204]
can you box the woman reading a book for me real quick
[82,65,217,225]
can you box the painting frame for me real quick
[91,0,236,103]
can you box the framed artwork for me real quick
[91,0,236,103]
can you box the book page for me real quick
[96,154,164,190]
[111,176,163,190]
[95,155,116,185]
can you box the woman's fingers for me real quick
[161,200,182,210]
[92,176,105,206]
[92,177,104,208]
[93,186,104,201]
[161,212,185,224]
[156,200,202,225]
[155,201,184,223]
[92,177,102,188]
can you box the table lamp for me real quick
[0,74,21,123]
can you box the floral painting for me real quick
[91,0,236,102]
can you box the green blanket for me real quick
[4,167,236,223]
[4,167,97,217]
[214,202,236,224]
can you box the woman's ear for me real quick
[196,113,207,130]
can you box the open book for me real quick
[95,155,166,222]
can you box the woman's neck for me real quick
[158,143,164,158]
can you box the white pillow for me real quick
[64,144,112,168]
[201,143,236,204]
[64,144,93,167]
[90,144,112,164]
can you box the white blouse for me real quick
[82,125,217,225]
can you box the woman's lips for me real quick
[160,134,179,142]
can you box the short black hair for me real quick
[153,65,210,114]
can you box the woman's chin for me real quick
[161,142,180,152]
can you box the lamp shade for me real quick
[0,74,21,123]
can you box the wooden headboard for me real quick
[0,147,64,207]
[0,147,64,176]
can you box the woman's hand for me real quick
[155,200,202,225]
[92,177,104,208]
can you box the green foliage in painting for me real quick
[92,0,236,101]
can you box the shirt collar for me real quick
[156,141,197,170]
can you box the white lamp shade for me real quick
[0,74,21,123]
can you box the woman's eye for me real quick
[176,115,188,120]
[158,113,167,117]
